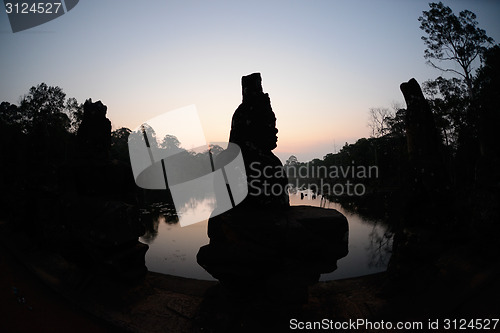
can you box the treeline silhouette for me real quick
[0,85,156,281]
[287,44,500,236]
[0,84,136,209]
[0,85,225,246]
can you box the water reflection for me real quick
[367,225,393,269]
[140,202,178,244]
[291,191,393,280]
[139,199,213,279]
[140,193,392,281]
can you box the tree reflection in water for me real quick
[367,224,394,269]
[140,202,178,244]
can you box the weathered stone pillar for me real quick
[400,78,449,225]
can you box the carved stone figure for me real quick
[229,73,289,209]
[77,98,111,160]
[400,78,442,165]
[198,74,349,309]
[400,78,449,225]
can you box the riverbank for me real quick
[2,220,499,332]
[0,220,387,332]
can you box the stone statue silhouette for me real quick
[77,98,111,160]
[197,74,349,319]
[228,73,289,209]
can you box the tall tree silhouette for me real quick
[419,2,494,97]
[20,83,70,135]
[111,127,132,162]
[160,134,181,152]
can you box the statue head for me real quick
[229,73,279,151]
[83,98,107,118]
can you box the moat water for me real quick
[140,192,393,281]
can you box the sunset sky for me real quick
[1,0,499,162]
